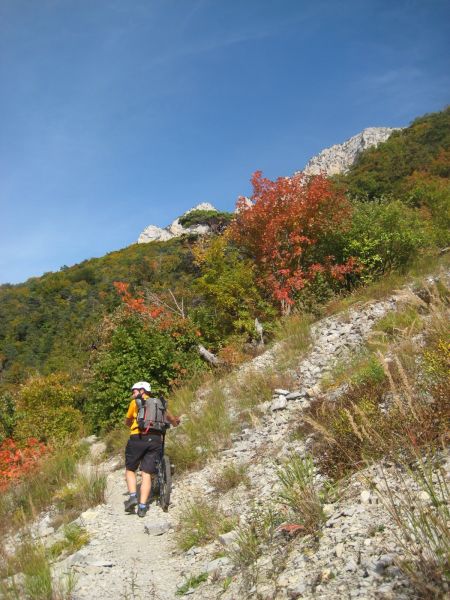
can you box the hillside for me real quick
[0,105,449,599]
[337,106,450,201]
[1,267,448,599]
[0,108,447,389]
[0,237,198,381]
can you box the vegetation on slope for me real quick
[0,106,447,455]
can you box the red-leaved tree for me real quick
[230,171,357,313]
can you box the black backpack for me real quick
[135,396,167,434]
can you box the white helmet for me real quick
[131,381,151,392]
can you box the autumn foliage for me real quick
[113,281,165,319]
[230,171,357,311]
[0,437,48,491]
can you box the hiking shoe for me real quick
[124,495,138,513]
[137,504,148,518]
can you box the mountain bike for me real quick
[150,429,172,512]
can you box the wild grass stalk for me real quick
[276,454,326,534]
[176,499,236,551]
[376,454,450,599]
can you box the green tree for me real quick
[191,235,276,344]
[342,199,430,283]
[86,312,204,432]
[14,373,84,444]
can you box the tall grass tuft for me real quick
[176,499,236,551]
[276,454,326,534]
[55,468,107,513]
[0,536,77,600]
[0,442,89,535]
[376,455,450,599]
[210,462,250,493]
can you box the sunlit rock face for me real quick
[302,127,400,176]
[137,203,218,244]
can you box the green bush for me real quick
[192,235,276,345]
[0,390,16,443]
[86,313,204,432]
[343,199,430,283]
[14,373,84,444]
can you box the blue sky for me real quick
[0,0,449,284]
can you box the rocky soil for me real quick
[13,281,447,600]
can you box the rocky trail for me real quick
[25,279,447,599]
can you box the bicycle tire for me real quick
[159,455,172,512]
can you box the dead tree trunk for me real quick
[198,344,221,367]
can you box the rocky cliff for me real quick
[302,127,399,176]
[138,203,218,244]
[137,127,399,244]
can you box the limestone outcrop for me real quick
[302,127,400,176]
[138,202,218,244]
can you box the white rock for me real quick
[360,490,372,504]
[218,530,239,546]
[271,396,288,411]
[205,557,231,574]
[138,225,174,244]
[335,542,345,558]
[138,202,218,244]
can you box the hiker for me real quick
[124,381,180,517]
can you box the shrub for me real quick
[301,349,449,479]
[230,171,355,313]
[0,391,16,443]
[342,199,430,283]
[0,442,89,534]
[191,235,276,344]
[14,373,84,445]
[0,438,48,492]
[179,209,233,233]
[86,311,204,432]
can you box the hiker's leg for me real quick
[125,469,137,493]
[140,472,152,504]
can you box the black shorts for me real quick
[125,434,163,474]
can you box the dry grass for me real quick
[276,453,326,534]
[376,455,450,599]
[302,352,449,479]
[210,462,250,493]
[272,312,313,371]
[54,467,107,514]
[321,350,385,391]
[0,442,90,536]
[300,280,449,479]
[176,499,237,551]
[167,382,235,472]
[0,536,77,600]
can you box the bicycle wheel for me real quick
[158,455,172,512]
